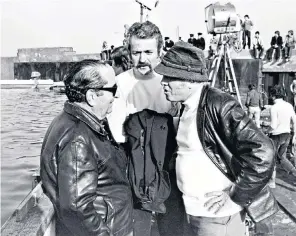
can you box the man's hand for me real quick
[204,188,231,214]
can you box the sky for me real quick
[1,0,296,57]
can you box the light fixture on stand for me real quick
[135,0,160,22]
[205,2,243,107]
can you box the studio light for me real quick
[205,2,240,34]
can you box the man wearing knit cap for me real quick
[155,41,278,236]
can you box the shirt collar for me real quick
[274,98,284,104]
[64,101,108,136]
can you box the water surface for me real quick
[1,89,66,225]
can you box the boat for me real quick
[1,171,55,236]
[0,80,54,89]
[49,81,65,94]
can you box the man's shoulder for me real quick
[205,86,236,106]
[284,100,294,110]
[116,69,136,87]
[202,87,243,120]
[116,69,134,81]
[207,86,231,97]
[272,100,292,110]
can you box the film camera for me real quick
[205,2,241,34]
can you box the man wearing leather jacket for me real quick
[40,60,133,236]
[155,42,277,236]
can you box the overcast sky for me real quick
[1,0,296,57]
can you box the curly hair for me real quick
[64,60,109,103]
[111,46,132,72]
[127,21,163,55]
[270,85,286,99]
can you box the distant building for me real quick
[1,47,102,81]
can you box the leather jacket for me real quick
[40,101,133,236]
[197,85,278,222]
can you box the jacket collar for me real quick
[198,84,210,109]
[196,84,210,139]
[64,101,108,137]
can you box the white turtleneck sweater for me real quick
[176,85,242,217]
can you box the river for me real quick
[1,88,67,225]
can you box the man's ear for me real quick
[85,90,95,107]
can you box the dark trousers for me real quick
[133,209,152,236]
[243,30,251,49]
[267,46,281,60]
[157,172,191,236]
[270,133,296,174]
[253,46,264,59]
[133,172,190,236]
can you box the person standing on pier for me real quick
[107,21,185,236]
[40,60,133,236]
[196,32,205,50]
[188,33,197,46]
[269,85,296,183]
[155,41,277,236]
[241,14,253,49]
[245,84,263,128]
[31,71,41,90]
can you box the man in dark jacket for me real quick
[155,42,277,236]
[40,60,133,236]
[187,33,197,45]
[163,36,175,51]
[267,31,283,61]
[195,32,205,50]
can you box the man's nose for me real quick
[139,52,147,63]
[161,77,168,85]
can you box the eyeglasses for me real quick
[88,85,117,97]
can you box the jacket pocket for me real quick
[157,170,171,202]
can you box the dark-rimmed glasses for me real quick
[88,85,117,97]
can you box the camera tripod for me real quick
[208,38,243,108]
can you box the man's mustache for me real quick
[137,63,151,68]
